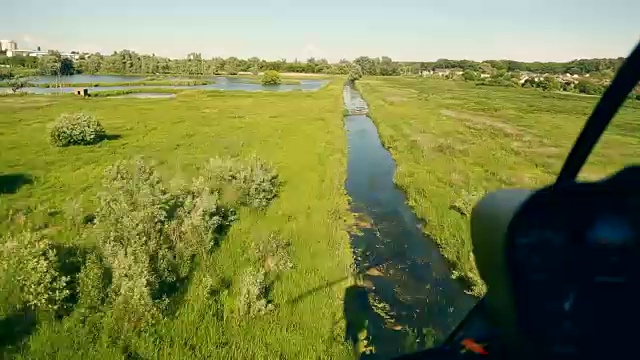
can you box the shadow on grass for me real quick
[157,259,198,317]
[0,309,37,352]
[105,134,122,141]
[0,173,33,194]
[53,244,90,313]
[286,276,350,305]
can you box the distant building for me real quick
[0,40,18,52]
[5,49,80,60]
[6,49,48,57]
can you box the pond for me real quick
[4,77,328,94]
[28,74,146,84]
[342,84,474,358]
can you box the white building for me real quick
[0,40,18,52]
[6,49,48,57]
[5,49,80,60]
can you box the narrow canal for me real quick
[343,83,475,358]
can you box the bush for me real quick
[205,156,280,209]
[94,158,238,325]
[255,233,293,273]
[77,252,109,309]
[96,159,173,323]
[0,231,71,312]
[236,268,272,317]
[538,76,561,91]
[50,113,107,147]
[261,70,281,85]
[477,78,518,88]
[9,77,27,93]
[576,79,604,95]
[168,176,237,276]
[462,70,479,81]
[347,64,363,82]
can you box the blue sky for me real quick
[3,0,639,62]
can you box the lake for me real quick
[5,75,328,93]
[28,74,146,84]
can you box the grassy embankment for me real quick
[0,81,355,359]
[358,77,640,295]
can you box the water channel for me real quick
[342,84,474,358]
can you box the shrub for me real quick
[236,267,272,317]
[50,113,107,147]
[205,156,280,209]
[168,176,237,277]
[9,77,27,93]
[0,231,70,312]
[261,70,281,85]
[347,64,363,82]
[96,159,173,323]
[462,70,479,81]
[538,76,561,91]
[255,233,293,273]
[95,158,238,324]
[477,78,518,88]
[236,234,293,318]
[576,79,604,95]
[77,252,109,309]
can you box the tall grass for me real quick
[358,77,640,295]
[0,81,354,359]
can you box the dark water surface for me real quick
[343,84,474,358]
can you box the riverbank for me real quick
[357,77,640,295]
[0,81,354,359]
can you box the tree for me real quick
[537,76,561,91]
[378,56,398,76]
[9,77,27,93]
[347,64,363,82]
[354,56,376,75]
[522,77,537,88]
[224,57,240,75]
[248,57,260,75]
[60,58,75,75]
[462,70,480,81]
[261,70,281,85]
[576,79,604,95]
[478,62,496,76]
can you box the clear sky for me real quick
[3,0,639,62]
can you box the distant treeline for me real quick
[0,49,627,79]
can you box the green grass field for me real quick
[0,82,355,359]
[358,77,640,294]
